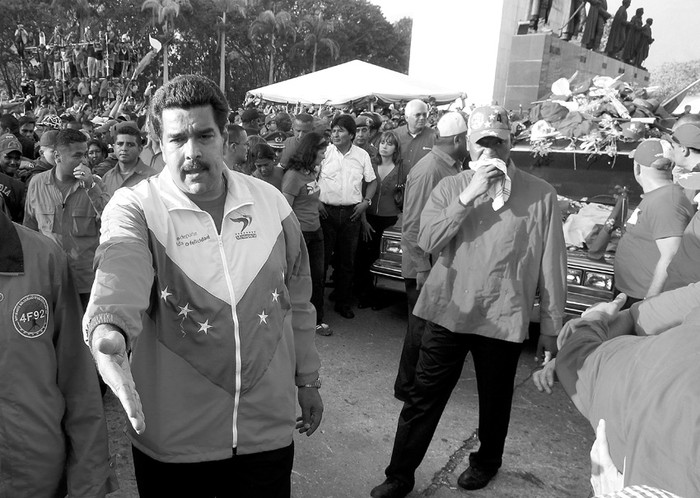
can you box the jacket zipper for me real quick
[196,206,243,450]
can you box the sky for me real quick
[367,0,700,72]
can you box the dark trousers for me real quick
[321,204,361,308]
[386,322,523,486]
[393,278,428,401]
[303,228,325,324]
[355,214,398,300]
[132,443,294,498]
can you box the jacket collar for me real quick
[156,164,256,215]
[0,211,23,275]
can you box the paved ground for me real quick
[105,293,595,497]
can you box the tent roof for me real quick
[247,60,464,106]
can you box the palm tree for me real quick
[213,0,249,92]
[249,8,295,85]
[141,0,192,84]
[300,12,339,73]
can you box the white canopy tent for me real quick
[246,60,465,106]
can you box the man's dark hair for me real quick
[287,132,326,173]
[255,142,275,161]
[225,123,246,144]
[55,128,88,148]
[149,74,229,140]
[0,114,19,134]
[18,116,35,127]
[294,113,314,125]
[87,139,109,157]
[331,114,357,139]
[114,125,142,142]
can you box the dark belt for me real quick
[323,203,358,210]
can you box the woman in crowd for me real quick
[355,130,405,309]
[282,132,332,336]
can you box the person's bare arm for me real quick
[646,236,682,298]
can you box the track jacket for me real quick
[84,167,320,462]
[0,211,115,497]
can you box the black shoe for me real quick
[334,304,355,319]
[457,466,497,490]
[370,478,413,498]
[357,299,371,309]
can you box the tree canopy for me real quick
[0,0,412,105]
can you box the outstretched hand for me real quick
[91,324,145,434]
[296,387,323,437]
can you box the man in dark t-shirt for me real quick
[614,139,693,305]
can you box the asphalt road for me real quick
[105,292,595,497]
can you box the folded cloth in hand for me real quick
[468,158,511,210]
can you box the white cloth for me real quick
[318,144,376,205]
[468,157,511,211]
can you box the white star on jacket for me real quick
[258,311,269,324]
[178,303,193,319]
[197,319,212,334]
[160,287,172,301]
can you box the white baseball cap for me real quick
[436,112,468,138]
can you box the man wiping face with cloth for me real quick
[369,106,566,497]
[466,106,512,210]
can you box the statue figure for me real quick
[581,0,611,51]
[604,0,631,59]
[634,18,654,69]
[622,8,644,64]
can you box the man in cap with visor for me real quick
[371,106,566,497]
[612,139,693,306]
[662,123,700,291]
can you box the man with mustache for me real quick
[83,75,322,497]
[101,123,157,196]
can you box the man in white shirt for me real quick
[318,114,377,319]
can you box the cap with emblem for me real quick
[468,105,511,142]
[673,123,700,149]
[436,111,468,138]
[630,139,673,169]
[0,134,21,155]
[355,115,373,129]
[265,131,287,149]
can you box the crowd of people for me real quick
[2,67,700,498]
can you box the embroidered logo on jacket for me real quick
[12,294,49,338]
[230,214,257,240]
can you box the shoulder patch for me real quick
[12,294,50,338]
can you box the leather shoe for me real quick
[457,466,497,490]
[370,478,413,498]
[334,305,355,319]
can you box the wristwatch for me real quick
[363,197,372,206]
[298,378,322,389]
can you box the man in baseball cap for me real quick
[372,105,566,497]
[354,114,378,160]
[0,133,22,178]
[662,123,700,292]
[612,138,694,307]
[667,123,700,176]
